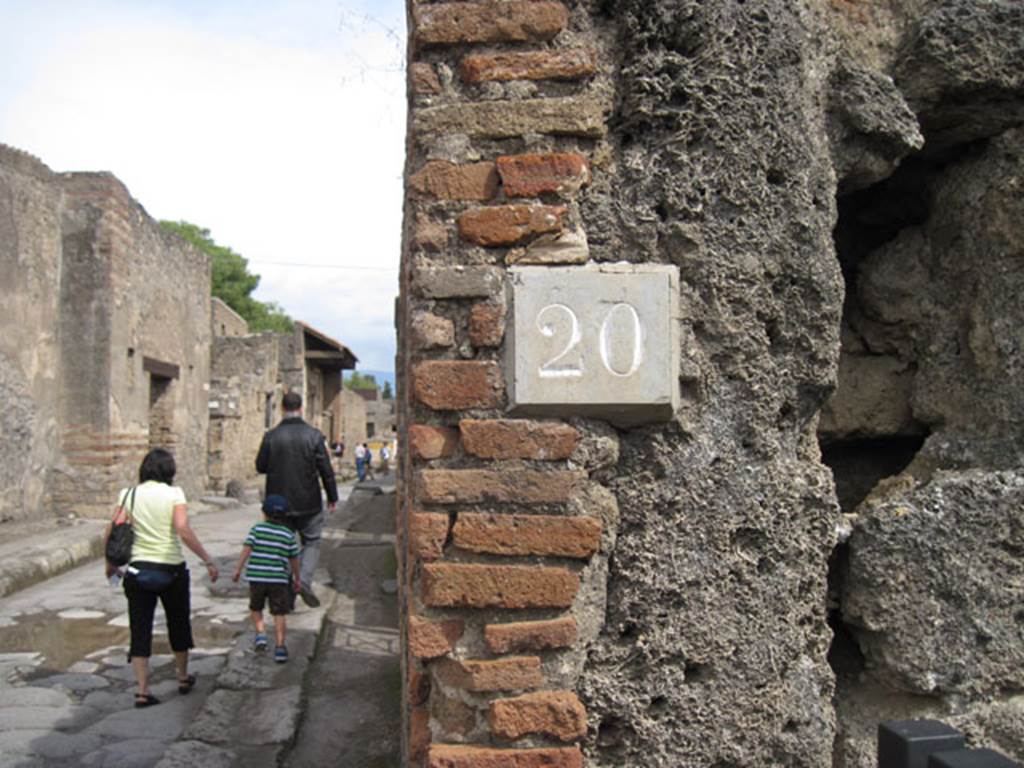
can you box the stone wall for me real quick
[399,1,839,765]
[822,2,1024,764]
[54,173,211,515]
[208,332,280,493]
[399,1,1024,766]
[339,388,368,454]
[212,297,249,338]
[0,146,65,523]
[0,147,212,521]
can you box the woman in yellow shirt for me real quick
[104,448,220,707]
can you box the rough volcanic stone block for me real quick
[878,720,965,768]
[414,98,607,140]
[509,264,680,425]
[415,266,503,299]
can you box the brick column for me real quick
[399,2,611,765]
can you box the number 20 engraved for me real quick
[537,302,644,379]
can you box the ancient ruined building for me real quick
[0,146,360,517]
[397,1,1024,766]
[0,145,211,520]
[190,304,360,495]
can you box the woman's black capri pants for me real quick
[123,561,194,659]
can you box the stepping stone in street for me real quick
[81,737,169,768]
[0,729,103,760]
[0,687,72,707]
[57,609,105,620]
[37,674,110,692]
[0,705,94,732]
[155,739,235,768]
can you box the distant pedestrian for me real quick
[232,494,300,663]
[379,444,391,475]
[104,448,220,708]
[354,442,367,482]
[256,391,338,608]
[363,443,375,480]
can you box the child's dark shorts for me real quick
[249,582,292,616]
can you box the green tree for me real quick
[381,380,393,399]
[346,372,378,390]
[159,220,293,333]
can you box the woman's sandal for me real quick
[177,673,197,694]
[134,693,160,708]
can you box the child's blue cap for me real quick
[262,494,290,516]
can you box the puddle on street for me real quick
[0,611,238,671]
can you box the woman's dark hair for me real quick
[139,448,176,484]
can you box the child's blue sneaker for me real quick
[254,633,268,652]
[274,645,288,664]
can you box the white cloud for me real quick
[0,0,405,371]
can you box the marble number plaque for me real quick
[509,264,680,425]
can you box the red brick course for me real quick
[434,693,478,739]
[411,311,456,350]
[414,2,568,46]
[416,469,586,504]
[489,691,588,742]
[433,656,544,692]
[414,361,504,411]
[409,664,431,705]
[411,62,443,93]
[409,615,465,659]
[410,161,499,201]
[458,205,567,247]
[459,419,578,460]
[421,563,579,609]
[410,424,460,460]
[410,512,450,561]
[413,212,448,251]
[460,49,597,83]
[496,154,591,198]
[452,513,602,559]
[411,704,432,762]
[484,617,579,654]
[427,744,584,768]
[468,301,507,348]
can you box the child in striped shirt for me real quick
[232,494,301,663]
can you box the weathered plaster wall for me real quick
[399,1,1024,766]
[0,146,64,522]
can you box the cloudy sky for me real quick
[0,0,406,374]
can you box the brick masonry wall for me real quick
[399,2,617,765]
[398,0,856,764]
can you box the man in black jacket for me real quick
[255,391,338,607]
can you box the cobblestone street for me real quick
[0,480,398,767]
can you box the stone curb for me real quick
[154,584,339,768]
[0,521,106,598]
[0,498,231,599]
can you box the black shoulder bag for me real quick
[106,486,136,566]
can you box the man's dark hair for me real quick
[139,448,176,484]
[282,391,302,412]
